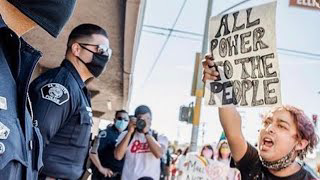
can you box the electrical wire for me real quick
[142,29,320,61]
[140,0,320,86]
[142,0,188,86]
[216,0,252,16]
[142,29,202,41]
[143,24,203,37]
[278,52,320,61]
[277,48,320,57]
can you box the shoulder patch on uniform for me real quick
[99,130,107,138]
[41,83,70,106]
[0,121,10,140]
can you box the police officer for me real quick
[29,23,112,180]
[0,0,75,179]
[90,110,129,180]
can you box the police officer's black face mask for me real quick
[77,44,110,78]
[8,0,76,37]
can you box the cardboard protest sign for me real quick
[181,153,229,180]
[204,1,282,107]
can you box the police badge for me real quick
[41,83,70,105]
[0,121,10,140]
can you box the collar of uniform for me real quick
[62,59,85,89]
[0,15,7,29]
[111,124,120,133]
[0,15,16,35]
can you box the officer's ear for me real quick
[71,43,81,57]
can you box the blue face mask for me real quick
[115,119,129,132]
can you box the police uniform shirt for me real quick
[0,16,43,180]
[94,125,125,177]
[29,59,93,179]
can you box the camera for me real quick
[136,119,146,133]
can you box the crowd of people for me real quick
[87,107,244,180]
[87,105,170,180]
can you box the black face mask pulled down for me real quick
[77,53,109,78]
[8,0,76,37]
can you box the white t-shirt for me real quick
[116,131,168,180]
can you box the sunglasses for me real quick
[78,43,112,58]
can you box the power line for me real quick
[141,0,253,87]
[142,28,320,59]
[142,29,201,41]
[216,0,252,16]
[143,24,203,37]
[277,47,320,57]
[140,0,320,86]
[142,0,252,39]
[278,52,320,61]
[142,0,188,86]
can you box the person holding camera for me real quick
[114,105,168,180]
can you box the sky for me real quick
[129,0,320,147]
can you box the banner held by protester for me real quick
[181,153,228,180]
[204,1,281,107]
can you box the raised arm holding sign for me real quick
[202,1,319,179]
